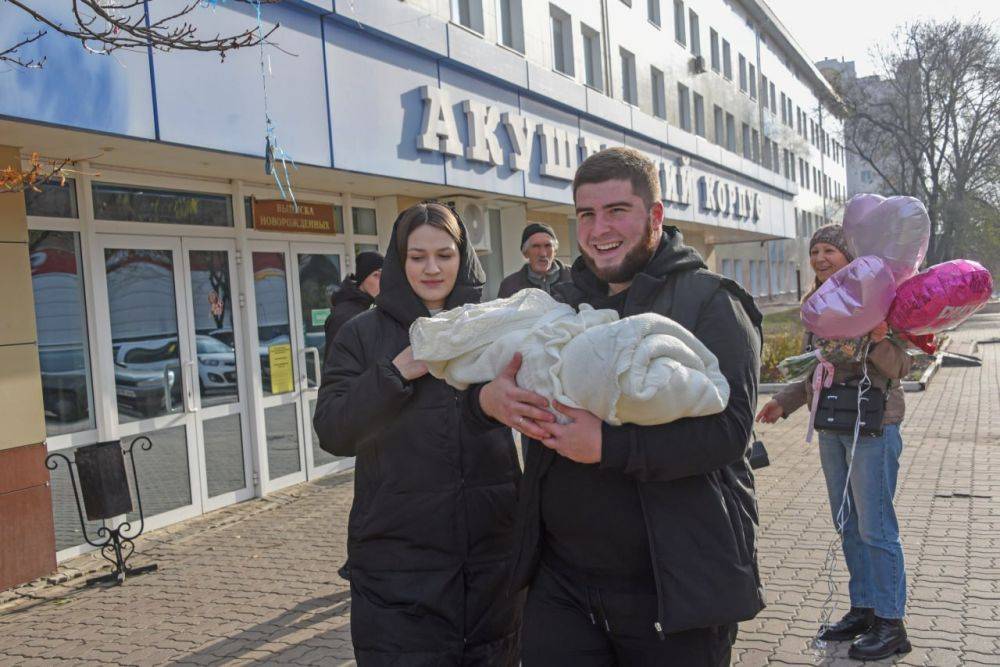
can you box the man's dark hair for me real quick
[572,146,661,208]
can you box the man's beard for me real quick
[580,222,660,285]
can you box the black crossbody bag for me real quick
[813,377,888,437]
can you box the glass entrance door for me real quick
[246,241,347,493]
[93,235,252,529]
[290,243,347,478]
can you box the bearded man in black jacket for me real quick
[465,146,766,665]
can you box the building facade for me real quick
[1,0,844,586]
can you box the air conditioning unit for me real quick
[450,198,492,254]
[691,55,707,74]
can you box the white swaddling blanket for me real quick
[409,289,729,426]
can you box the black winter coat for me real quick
[313,215,522,666]
[467,227,766,636]
[323,279,373,362]
[496,260,571,298]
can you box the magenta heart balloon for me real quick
[888,260,993,334]
[843,195,930,283]
[801,256,898,339]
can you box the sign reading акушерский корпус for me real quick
[414,85,761,222]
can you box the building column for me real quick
[0,145,56,591]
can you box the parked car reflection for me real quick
[113,337,182,418]
[196,334,238,403]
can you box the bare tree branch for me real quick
[2,0,283,65]
[0,28,46,68]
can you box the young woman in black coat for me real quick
[313,202,523,666]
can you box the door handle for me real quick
[163,367,177,413]
[184,360,198,413]
[302,347,322,389]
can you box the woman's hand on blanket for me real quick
[538,401,603,465]
[392,346,429,381]
[480,353,554,440]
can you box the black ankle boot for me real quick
[849,617,912,660]
[818,607,875,641]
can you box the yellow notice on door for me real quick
[268,343,294,394]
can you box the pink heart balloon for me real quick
[888,260,993,335]
[801,256,897,339]
[843,195,930,283]
[843,193,885,230]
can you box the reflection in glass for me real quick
[189,250,238,406]
[252,252,293,395]
[93,183,233,227]
[355,243,379,257]
[29,231,96,436]
[310,399,339,468]
[105,248,182,421]
[124,426,192,520]
[49,443,105,551]
[25,179,78,218]
[298,254,341,377]
[203,414,246,497]
[265,404,301,479]
[352,207,378,235]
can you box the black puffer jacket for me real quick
[323,278,374,362]
[313,213,522,666]
[467,227,766,635]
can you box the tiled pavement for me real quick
[1,313,998,666]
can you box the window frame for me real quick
[673,0,686,45]
[651,65,666,119]
[549,4,575,77]
[677,82,692,132]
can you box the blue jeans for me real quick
[818,424,906,619]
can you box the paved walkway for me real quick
[1,314,998,666]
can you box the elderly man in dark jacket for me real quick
[322,251,383,362]
[466,147,765,665]
[497,223,571,298]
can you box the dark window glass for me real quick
[93,183,233,227]
[25,179,78,218]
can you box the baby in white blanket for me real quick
[409,289,729,426]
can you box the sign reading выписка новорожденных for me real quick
[413,85,761,222]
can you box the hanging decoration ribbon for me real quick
[805,352,835,444]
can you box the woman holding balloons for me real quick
[756,223,913,661]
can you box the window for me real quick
[738,54,747,92]
[453,0,485,33]
[748,63,757,99]
[789,152,796,181]
[742,122,751,159]
[772,142,779,174]
[722,39,732,79]
[769,82,776,114]
[693,92,705,137]
[753,130,761,163]
[780,92,787,123]
[550,5,574,76]
[620,48,638,105]
[710,29,720,72]
[352,207,378,235]
[25,180,78,218]
[688,10,700,55]
[726,112,737,151]
[760,75,769,109]
[498,0,524,52]
[29,230,95,436]
[677,83,692,131]
[93,184,233,226]
[721,259,732,280]
[673,0,686,44]
[651,66,666,118]
[581,24,603,90]
[714,105,724,145]
[648,0,661,26]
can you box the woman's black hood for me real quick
[375,206,486,327]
